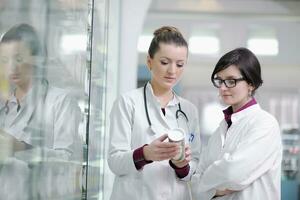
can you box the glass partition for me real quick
[0,0,111,199]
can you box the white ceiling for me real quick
[149,0,300,16]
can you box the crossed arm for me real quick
[192,120,281,198]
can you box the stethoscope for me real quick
[143,83,194,142]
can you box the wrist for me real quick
[169,160,190,178]
[142,144,151,161]
[133,144,153,170]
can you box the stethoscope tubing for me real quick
[144,83,152,126]
[143,83,188,127]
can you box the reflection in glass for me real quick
[0,23,83,199]
[0,0,111,199]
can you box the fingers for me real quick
[216,189,236,196]
[147,134,189,161]
[145,139,179,161]
[157,145,178,154]
[156,133,168,142]
[184,146,191,157]
[147,149,178,161]
[152,143,179,160]
[155,134,182,148]
[171,145,192,167]
[156,151,178,161]
[156,141,178,149]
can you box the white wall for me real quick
[118,0,151,94]
[104,0,151,199]
[140,0,300,91]
[181,18,300,90]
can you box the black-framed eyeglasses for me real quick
[212,77,245,88]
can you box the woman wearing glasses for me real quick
[191,47,282,200]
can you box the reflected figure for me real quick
[0,24,82,199]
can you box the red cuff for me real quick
[133,144,153,170]
[169,160,190,178]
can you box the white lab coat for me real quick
[0,81,82,199]
[0,81,82,160]
[108,83,201,200]
[191,104,282,200]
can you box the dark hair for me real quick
[211,47,263,94]
[148,26,188,58]
[0,23,42,56]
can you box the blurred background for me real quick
[0,0,299,199]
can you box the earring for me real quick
[248,89,252,97]
[146,65,151,71]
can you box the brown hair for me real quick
[148,26,188,58]
[1,23,42,56]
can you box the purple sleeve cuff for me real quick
[169,160,190,179]
[133,144,153,170]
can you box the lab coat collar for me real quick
[7,95,18,105]
[5,80,48,127]
[12,87,33,108]
[145,82,180,131]
[5,79,45,108]
[145,82,179,107]
[2,87,32,115]
[171,92,180,106]
[231,104,261,123]
[223,98,257,128]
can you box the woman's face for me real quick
[0,41,34,87]
[215,65,254,111]
[147,43,187,91]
